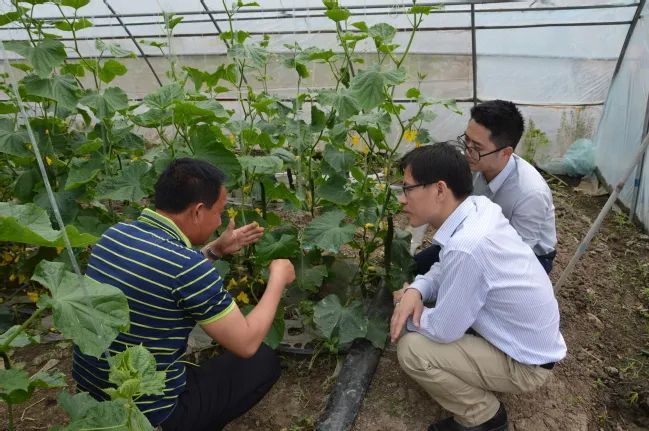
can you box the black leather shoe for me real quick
[427,404,508,431]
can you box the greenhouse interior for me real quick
[1,0,649,430]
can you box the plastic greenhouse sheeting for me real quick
[0,0,641,159]
[593,0,649,230]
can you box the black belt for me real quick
[537,250,556,260]
[539,362,555,370]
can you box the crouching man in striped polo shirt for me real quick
[390,143,566,431]
[72,158,295,430]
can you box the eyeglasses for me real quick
[390,183,428,195]
[457,134,502,161]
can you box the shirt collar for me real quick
[486,154,517,195]
[432,197,476,248]
[138,208,192,248]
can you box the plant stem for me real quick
[0,307,45,352]
[8,403,14,431]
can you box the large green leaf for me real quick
[325,8,350,22]
[303,210,356,253]
[65,157,103,190]
[0,202,97,247]
[143,83,184,109]
[172,100,230,125]
[313,294,367,344]
[295,263,328,292]
[58,391,98,421]
[317,174,353,206]
[323,143,356,172]
[34,189,83,225]
[32,260,130,358]
[333,90,361,120]
[5,39,66,77]
[0,120,31,157]
[349,67,406,111]
[365,316,388,349]
[54,18,93,32]
[0,325,40,353]
[80,87,128,119]
[264,307,284,349]
[0,369,30,404]
[369,23,396,44]
[239,155,283,176]
[95,39,134,58]
[98,59,127,83]
[62,399,131,431]
[191,125,241,184]
[106,345,166,400]
[228,43,269,69]
[61,0,90,9]
[260,178,300,207]
[255,233,299,263]
[95,161,151,201]
[23,74,79,110]
[0,369,65,405]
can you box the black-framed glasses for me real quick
[457,133,502,161]
[390,183,428,195]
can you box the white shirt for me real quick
[408,196,567,365]
[473,154,557,256]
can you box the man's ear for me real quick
[192,202,204,223]
[502,146,514,157]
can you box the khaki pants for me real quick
[397,332,552,427]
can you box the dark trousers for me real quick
[161,344,280,431]
[414,245,555,276]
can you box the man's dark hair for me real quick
[154,158,226,213]
[399,142,473,199]
[470,100,524,150]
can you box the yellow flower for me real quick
[56,247,64,254]
[2,252,13,263]
[227,208,238,219]
[27,291,39,303]
[377,183,386,191]
[132,156,140,161]
[9,274,16,282]
[239,275,249,285]
[361,145,369,155]
[350,133,360,146]
[364,223,375,230]
[254,208,263,216]
[242,184,252,194]
[45,156,53,166]
[236,291,250,305]
[228,134,236,143]
[404,129,418,143]
[226,278,238,290]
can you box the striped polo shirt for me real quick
[72,208,234,426]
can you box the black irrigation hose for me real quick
[316,284,393,431]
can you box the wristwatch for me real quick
[205,248,220,260]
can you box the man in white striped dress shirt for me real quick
[390,143,566,431]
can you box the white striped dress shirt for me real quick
[473,154,557,256]
[407,196,567,365]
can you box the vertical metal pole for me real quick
[103,0,162,86]
[612,0,645,79]
[471,4,478,107]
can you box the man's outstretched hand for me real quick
[203,219,264,258]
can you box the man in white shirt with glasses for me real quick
[391,143,566,431]
[413,100,557,275]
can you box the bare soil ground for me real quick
[2,178,649,431]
